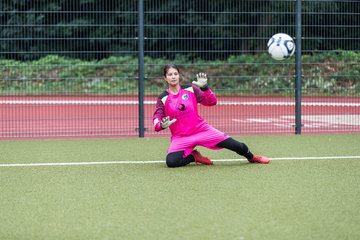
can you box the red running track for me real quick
[0,95,359,139]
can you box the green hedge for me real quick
[0,52,359,96]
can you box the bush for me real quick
[0,52,359,96]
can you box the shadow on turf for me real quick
[162,161,254,168]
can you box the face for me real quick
[164,67,180,87]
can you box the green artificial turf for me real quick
[0,134,359,240]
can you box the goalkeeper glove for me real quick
[192,72,209,90]
[160,116,176,129]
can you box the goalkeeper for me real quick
[153,64,270,168]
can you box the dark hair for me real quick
[163,64,180,77]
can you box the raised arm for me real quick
[192,72,217,106]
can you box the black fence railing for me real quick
[0,0,359,139]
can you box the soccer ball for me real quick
[267,33,295,60]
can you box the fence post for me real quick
[138,0,145,137]
[295,0,302,134]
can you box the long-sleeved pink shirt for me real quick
[152,84,217,137]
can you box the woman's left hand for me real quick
[192,73,208,88]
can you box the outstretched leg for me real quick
[216,137,254,159]
[216,137,270,164]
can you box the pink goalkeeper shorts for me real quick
[168,124,229,157]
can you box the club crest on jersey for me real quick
[182,94,189,100]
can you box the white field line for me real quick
[0,155,359,167]
[0,99,360,107]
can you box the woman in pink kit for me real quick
[153,64,270,168]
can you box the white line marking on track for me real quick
[0,156,359,167]
[1,100,359,107]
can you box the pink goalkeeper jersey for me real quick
[153,84,217,137]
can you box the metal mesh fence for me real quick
[0,0,359,139]
[301,0,360,134]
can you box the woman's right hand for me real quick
[160,116,177,129]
